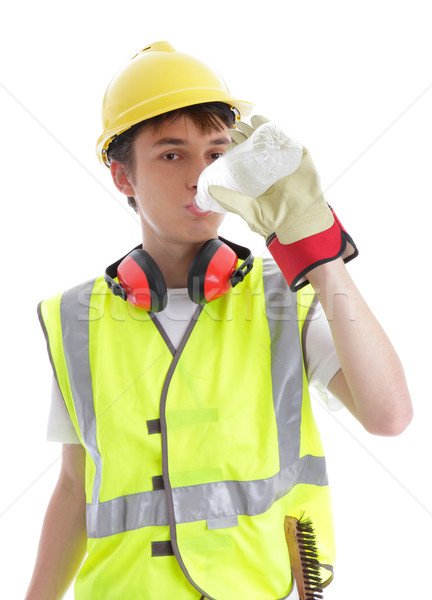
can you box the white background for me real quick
[1,1,431,598]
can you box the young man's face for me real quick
[115,115,231,248]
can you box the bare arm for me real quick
[307,258,413,436]
[25,444,87,600]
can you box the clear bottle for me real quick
[194,121,303,213]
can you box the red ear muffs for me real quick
[188,239,238,304]
[106,248,167,312]
[105,238,254,312]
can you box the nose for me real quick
[186,156,209,190]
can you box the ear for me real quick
[110,162,135,196]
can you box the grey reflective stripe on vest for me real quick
[61,279,102,505]
[87,453,326,538]
[262,259,306,466]
[86,489,169,536]
[59,262,328,539]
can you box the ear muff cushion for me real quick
[188,239,238,304]
[117,249,167,312]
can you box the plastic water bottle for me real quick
[194,121,303,213]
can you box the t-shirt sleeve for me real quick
[47,377,80,443]
[303,300,344,411]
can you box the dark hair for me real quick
[108,102,236,212]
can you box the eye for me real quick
[210,152,224,160]
[163,153,180,161]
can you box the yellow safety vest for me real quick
[38,257,335,600]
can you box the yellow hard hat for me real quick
[96,41,253,167]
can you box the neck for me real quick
[141,235,207,289]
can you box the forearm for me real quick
[25,472,87,599]
[307,258,413,435]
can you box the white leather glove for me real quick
[199,116,358,291]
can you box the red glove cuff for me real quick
[267,207,358,291]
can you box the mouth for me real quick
[185,203,211,217]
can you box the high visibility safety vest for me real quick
[38,257,335,600]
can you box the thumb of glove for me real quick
[208,185,270,238]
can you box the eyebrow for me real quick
[152,136,231,148]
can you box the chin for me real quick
[185,220,221,239]
[199,214,224,233]
[186,232,219,245]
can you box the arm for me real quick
[25,444,87,600]
[206,117,412,434]
[307,258,413,435]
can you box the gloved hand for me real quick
[208,116,358,291]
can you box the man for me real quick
[26,42,412,600]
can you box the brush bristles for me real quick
[296,517,324,600]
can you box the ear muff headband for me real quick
[105,238,254,311]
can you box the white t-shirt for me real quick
[47,289,342,443]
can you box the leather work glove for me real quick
[207,116,358,291]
